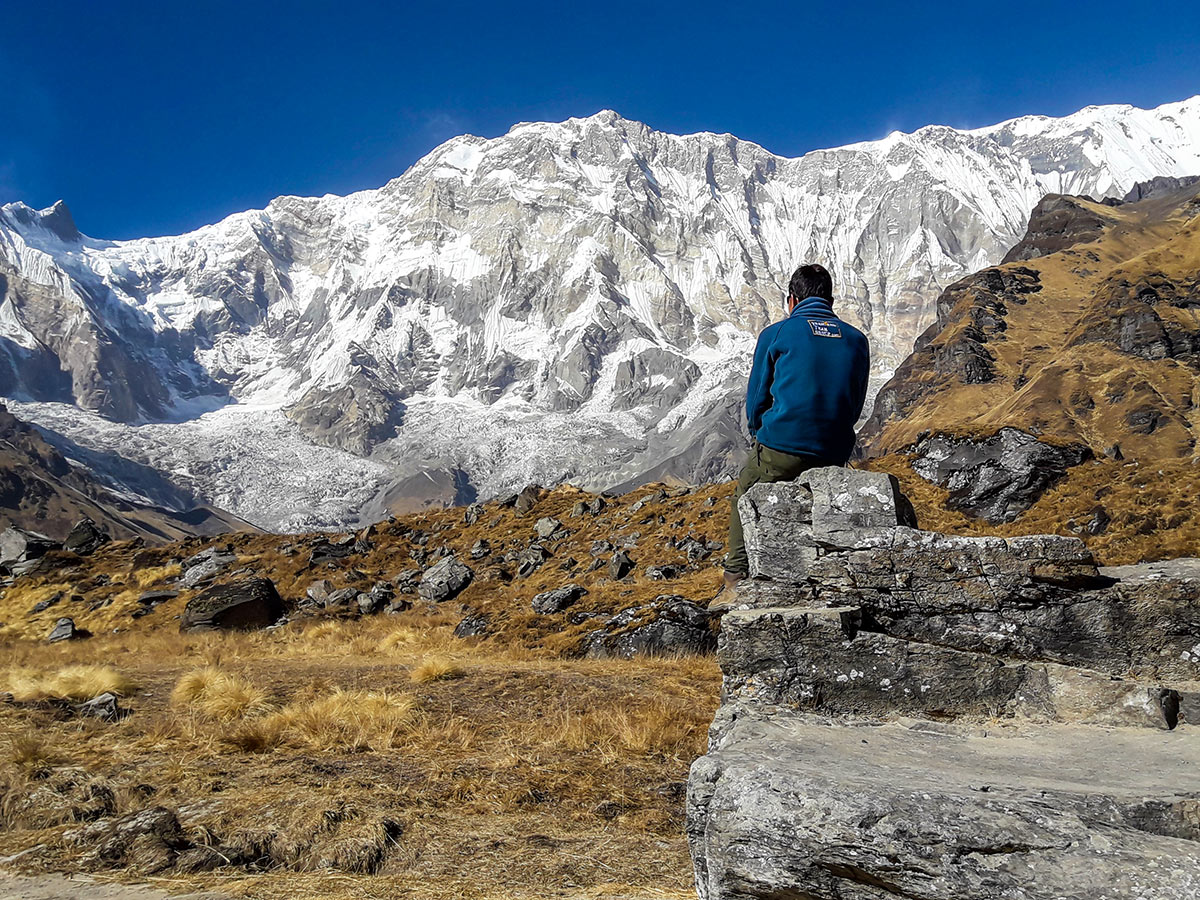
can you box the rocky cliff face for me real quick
[861,178,1200,561]
[0,402,249,542]
[3,98,1200,528]
[687,469,1200,900]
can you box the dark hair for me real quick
[788,264,834,302]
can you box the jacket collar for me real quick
[789,296,836,319]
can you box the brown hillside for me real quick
[861,182,1200,563]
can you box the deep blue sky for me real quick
[3,0,1198,240]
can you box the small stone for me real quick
[608,550,635,580]
[531,584,588,615]
[535,517,563,539]
[48,617,88,643]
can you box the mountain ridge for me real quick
[4,96,1200,529]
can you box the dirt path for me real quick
[0,872,228,900]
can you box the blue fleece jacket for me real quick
[745,296,870,463]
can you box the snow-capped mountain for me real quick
[3,97,1199,529]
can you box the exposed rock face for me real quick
[181,578,285,631]
[687,467,1200,900]
[908,428,1092,522]
[1000,192,1112,262]
[689,720,1200,900]
[5,100,1200,529]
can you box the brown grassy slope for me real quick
[0,403,252,543]
[0,481,731,648]
[861,186,1200,564]
[0,484,730,899]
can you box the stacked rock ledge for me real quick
[687,466,1200,900]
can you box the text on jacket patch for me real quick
[808,320,843,339]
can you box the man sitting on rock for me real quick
[714,263,870,609]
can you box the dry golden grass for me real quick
[0,664,137,702]
[171,667,273,721]
[0,481,731,898]
[410,655,466,684]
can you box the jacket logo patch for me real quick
[808,319,843,339]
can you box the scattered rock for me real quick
[517,544,550,578]
[470,539,491,559]
[571,497,606,517]
[453,612,491,638]
[646,564,682,581]
[514,484,543,515]
[534,517,563,539]
[180,546,237,589]
[305,579,334,606]
[607,550,635,580]
[393,569,421,593]
[48,617,88,643]
[181,578,285,632]
[309,536,357,566]
[137,590,178,607]
[62,518,110,556]
[417,556,474,603]
[324,587,360,609]
[76,692,123,722]
[583,595,714,659]
[589,540,613,556]
[463,503,485,525]
[30,591,64,614]
[531,584,587,615]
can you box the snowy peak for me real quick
[2,95,1199,528]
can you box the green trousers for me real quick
[725,442,826,576]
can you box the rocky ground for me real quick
[0,483,730,899]
[688,467,1200,900]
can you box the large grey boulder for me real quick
[0,526,60,572]
[181,578,284,631]
[688,718,1200,900]
[417,556,473,603]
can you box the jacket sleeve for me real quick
[745,328,775,436]
[849,335,871,421]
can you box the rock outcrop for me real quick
[687,467,1200,900]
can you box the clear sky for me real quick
[3,0,1199,240]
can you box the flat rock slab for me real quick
[689,717,1200,900]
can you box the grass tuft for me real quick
[409,656,465,684]
[171,667,273,721]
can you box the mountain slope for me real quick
[0,402,252,543]
[861,179,1200,564]
[3,97,1200,529]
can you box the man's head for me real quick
[787,264,834,309]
